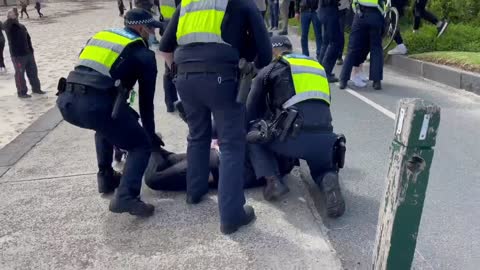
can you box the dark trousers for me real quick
[20,7,29,18]
[269,0,279,28]
[164,64,178,110]
[57,92,152,199]
[248,104,337,186]
[0,39,5,68]
[11,54,41,95]
[340,10,384,82]
[144,150,265,191]
[300,11,322,59]
[318,6,342,77]
[175,72,247,225]
[338,8,347,60]
[413,0,438,30]
[35,7,43,17]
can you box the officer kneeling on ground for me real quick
[247,36,346,218]
[56,8,163,217]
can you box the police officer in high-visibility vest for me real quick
[159,0,180,112]
[56,9,164,217]
[247,36,346,218]
[339,0,385,90]
[159,0,272,234]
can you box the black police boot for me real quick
[263,176,290,201]
[339,80,347,90]
[97,169,121,194]
[109,196,155,217]
[321,172,346,218]
[336,58,344,65]
[186,194,204,205]
[328,75,339,83]
[278,30,288,35]
[220,205,256,235]
[373,81,382,90]
[32,89,47,95]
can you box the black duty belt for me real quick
[175,63,239,75]
[301,123,333,133]
[65,83,113,96]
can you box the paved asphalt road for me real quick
[302,64,480,270]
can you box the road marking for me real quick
[344,88,396,120]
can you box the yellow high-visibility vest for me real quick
[282,54,331,108]
[160,0,176,19]
[176,0,229,45]
[352,0,385,14]
[77,29,145,77]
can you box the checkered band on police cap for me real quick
[271,35,292,50]
[124,8,155,26]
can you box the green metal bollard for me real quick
[372,98,441,270]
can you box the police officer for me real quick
[159,0,180,112]
[339,0,384,90]
[318,0,342,82]
[246,36,346,218]
[158,0,272,234]
[56,9,163,217]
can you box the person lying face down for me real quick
[143,141,297,191]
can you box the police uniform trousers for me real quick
[57,89,151,199]
[340,7,384,83]
[164,63,178,111]
[174,71,248,225]
[318,5,343,77]
[248,102,338,186]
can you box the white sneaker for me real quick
[358,72,368,82]
[351,75,367,88]
[388,44,408,55]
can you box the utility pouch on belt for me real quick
[278,108,298,142]
[334,134,347,169]
[236,59,257,104]
[56,77,67,96]
[111,80,128,119]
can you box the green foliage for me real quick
[403,24,480,54]
[428,0,480,26]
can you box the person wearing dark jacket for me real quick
[19,0,29,19]
[295,0,322,60]
[4,9,45,98]
[0,20,6,73]
[35,1,43,18]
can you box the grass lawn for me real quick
[410,51,480,73]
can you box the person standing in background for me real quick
[255,0,267,18]
[34,0,43,18]
[4,9,45,98]
[294,0,322,59]
[278,0,290,35]
[19,0,29,19]
[317,0,342,82]
[336,0,351,65]
[268,0,279,30]
[0,20,6,73]
[118,0,126,16]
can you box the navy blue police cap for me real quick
[271,35,293,50]
[124,8,163,28]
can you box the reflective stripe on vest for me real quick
[77,29,144,77]
[352,0,385,14]
[160,0,176,19]
[176,0,228,45]
[282,54,331,108]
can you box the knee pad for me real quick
[333,134,346,169]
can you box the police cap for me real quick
[271,35,293,50]
[124,8,163,28]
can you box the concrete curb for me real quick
[386,55,480,95]
[0,106,63,177]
